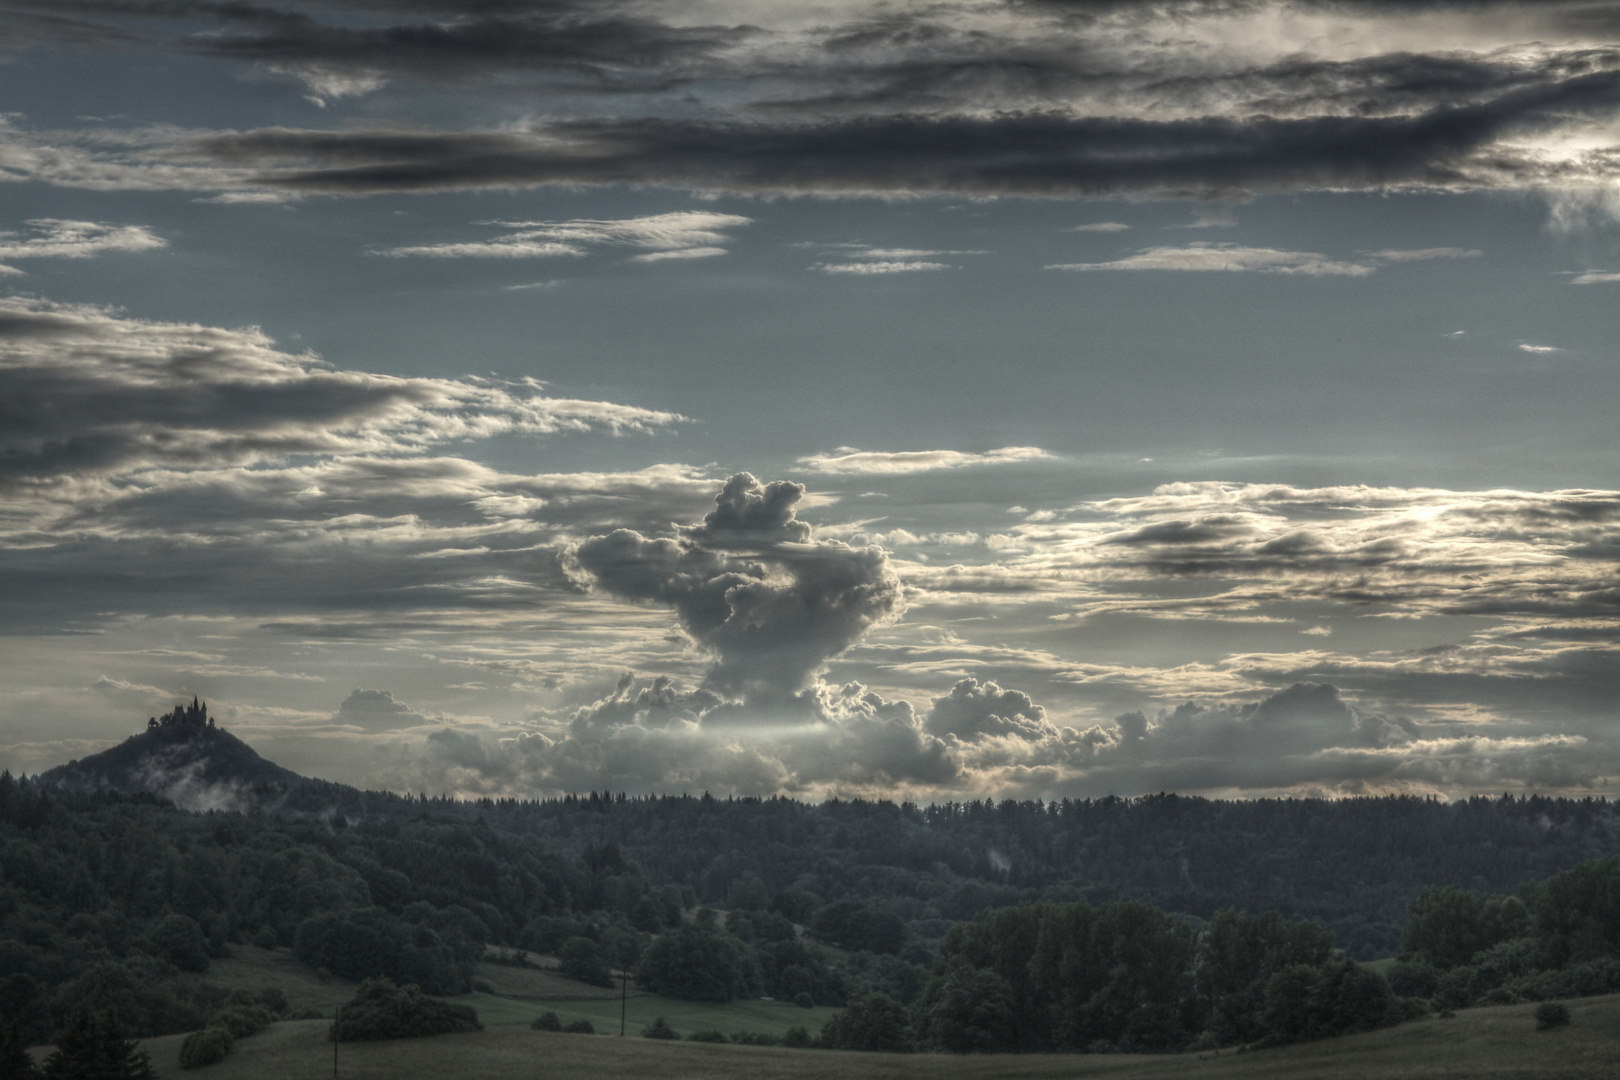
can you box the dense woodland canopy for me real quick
[5,763,1620,1052]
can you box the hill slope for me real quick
[125,995,1620,1080]
[39,703,310,811]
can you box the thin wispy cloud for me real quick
[1049,244,1375,276]
[0,218,165,273]
[799,447,1052,474]
[1049,243,1485,276]
[382,212,751,261]
[1069,222,1131,232]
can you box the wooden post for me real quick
[333,1003,341,1080]
[620,966,627,1036]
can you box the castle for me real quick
[147,696,215,731]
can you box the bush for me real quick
[782,1025,812,1049]
[563,1019,595,1035]
[686,1029,727,1043]
[530,1012,561,1031]
[640,1017,677,1039]
[206,1005,273,1040]
[330,979,481,1042]
[178,1028,233,1070]
[729,1031,780,1045]
[793,992,814,1009]
[290,1009,324,1020]
[255,988,289,1017]
[1535,1002,1572,1030]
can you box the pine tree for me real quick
[40,1011,154,1080]
[0,1017,42,1080]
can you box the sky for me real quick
[3,0,1620,803]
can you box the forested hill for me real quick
[17,742,1620,961]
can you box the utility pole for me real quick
[620,965,627,1036]
[333,1003,340,1080]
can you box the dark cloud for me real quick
[567,473,905,705]
[0,297,678,488]
[0,0,754,93]
[153,67,1618,198]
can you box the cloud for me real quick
[798,446,1052,474]
[566,473,906,705]
[1571,270,1620,284]
[7,3,1620,205]
[1048,243,1375,275]
[1519,343,1563,352]
[1069,222,1131,232]
[382,212,751,261]
[1366,247,1483,261]
[814,260,951,274]
[0,219,165,273]
[336,688,428,731]
[0,297,681,489]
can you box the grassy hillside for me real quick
[198,943,835,1037]
[119,995,1620,1080]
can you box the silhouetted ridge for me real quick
[39,702,311,811]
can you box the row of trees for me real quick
[8,768,1620,1047]
[815,903,1419,1054]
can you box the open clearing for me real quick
[119,994,1620,1080]
[191,944,836,1037]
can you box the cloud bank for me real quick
[5,2,1620,203]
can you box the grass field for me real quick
[196,944,835,1037]
[112,994,1620,1080]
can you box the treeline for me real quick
[6,769,1620,1047]
[1389,857,1620,1008]
[817,902,1418,1054]
[820,857,1620,1054]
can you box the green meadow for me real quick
[194,944,836,1038]
[117,993,1620,1080]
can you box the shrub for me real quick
[686,1029,727,1043]
[178,1028,233,1070]
[1535,1002,1572,1030]
[255,988,289,1017]
[530,1012,561,1032]
[206,1005,273,1040]
[729,1031,780,1045]
[563,1019,595,1035]
[782,1025,812,1049]
[290,1009,325,1020]
[793,992,814,1009]
[640,1017,677,1040]
[330,979,481,1042]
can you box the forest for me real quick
[4,769,1620,1055]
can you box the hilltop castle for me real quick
[147,696,215,731]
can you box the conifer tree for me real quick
[40,1011,155,1080]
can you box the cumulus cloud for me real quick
[798,446,1052,474]
[566,472,906,705]
[381,212,751,262]
[0,219,165,273]
[336,688,427,730]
